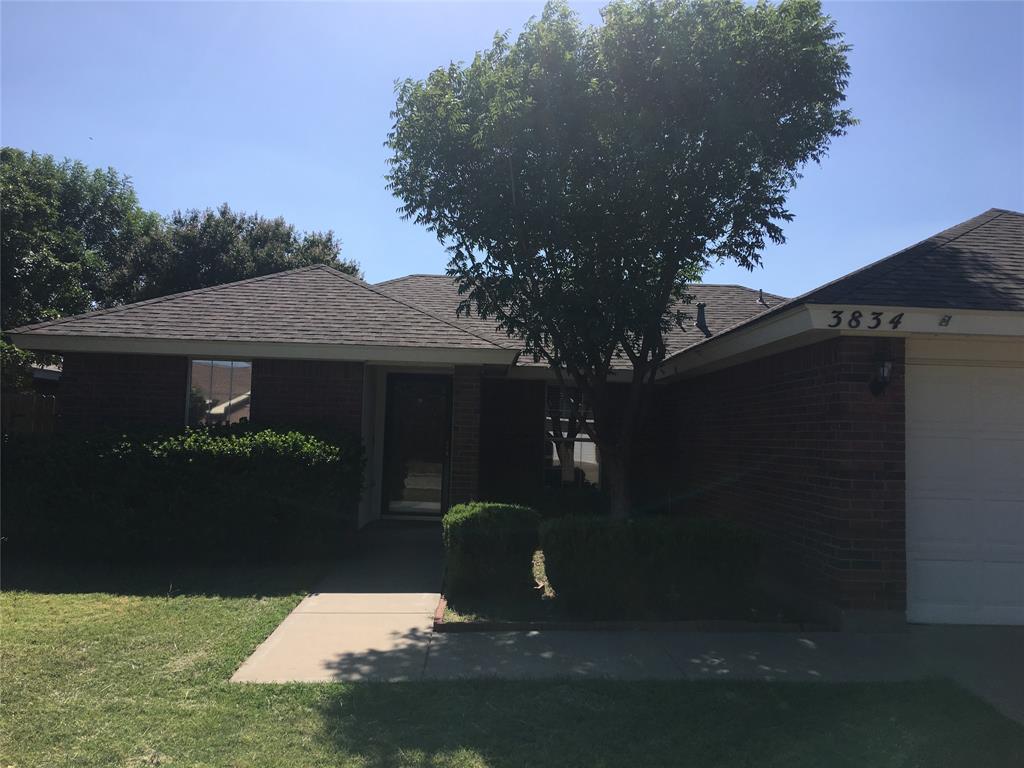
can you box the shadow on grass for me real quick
[1,558,329,598]
[309,678,1024,768]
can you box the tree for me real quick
[2,148,361,326]
[387,0,854,517]
[1,147,154,329]
[120,204,359,301]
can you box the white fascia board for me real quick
[7,333,518,366]
[656,304,1024,382]
[806,304,1024,337]
[656,305,817,380]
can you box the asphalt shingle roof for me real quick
[377,274,787,364]
[661,208,1024,365]
[9,265,513,350]
[801,208,1024,311]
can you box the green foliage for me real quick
[1,148,360,329]
[0,339,35,391]
[540,516,760,618]
[0,146,155,329]
[122,203,360,302]
[1,427,365,563]
[387,0,855,515]
[442,502,542,596]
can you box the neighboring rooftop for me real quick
[8,265,513,352]
[378,274,786,362]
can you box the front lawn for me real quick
[3,564,1023,767]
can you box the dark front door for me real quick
[382,374,452,518]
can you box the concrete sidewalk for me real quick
[232,523,442,683]
[231,525,1024,724]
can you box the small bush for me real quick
[1,426,365,564]
[540,516,760,619]
[443,502,541,597]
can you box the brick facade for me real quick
[449,366,482,504]
[654,336,906,612]
[58,352,189,431]
[251,359,363,434]
[480,378,547,502]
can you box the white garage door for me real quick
[906,338,1024,624]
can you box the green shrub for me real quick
[442,502,541,597]
[540,516,760,619]
[1,426,365,564]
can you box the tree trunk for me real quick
[557,441,577,484]
[603,445,632,519]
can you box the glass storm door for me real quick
[382,374,452,517]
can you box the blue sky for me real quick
[2,1,1022,296]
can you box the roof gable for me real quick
[9,265,513,351]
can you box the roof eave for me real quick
[7,333,518,366]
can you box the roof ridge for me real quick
[6,265,326,334]
[321,267,514,350]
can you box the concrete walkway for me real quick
[232,523,443,684]
[232,525,1024,725]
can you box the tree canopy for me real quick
[1,147,359,330]
[387,0,854,515]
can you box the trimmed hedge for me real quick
[442,502,541,596]
[1,427,364,564]
[540,516,761,619]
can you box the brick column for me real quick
[449,366,482,506]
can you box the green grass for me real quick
[3,565,1024,767]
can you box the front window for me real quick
[545,386,600,487]
[189,360,252,426]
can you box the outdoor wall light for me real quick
[869,361,893,397]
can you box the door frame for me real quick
[378,371,453,520]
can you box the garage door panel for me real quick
[907,350,1024,626]
[974,370,1024,430]
[974,438,1024,498]
[978,501,1024,558]
[907,498,977,554]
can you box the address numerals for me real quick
[827,309,903,330]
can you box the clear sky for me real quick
[2,1,1022,296]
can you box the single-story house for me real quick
[7,208,1023,626]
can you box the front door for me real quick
[381,374,452,518]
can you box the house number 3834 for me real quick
[828,309,904,330]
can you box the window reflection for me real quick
[545,386,600,487]
[189,360,252,426]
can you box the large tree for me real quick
[1,148,360,326]
[0,147,156,329]
[119,204,359,302]
[387,0,854,517]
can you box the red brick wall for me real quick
[58,353,189,430]
[250,359,363,434]
[480,378,546,503]
[656,336,906,611]
[450,366,482,505]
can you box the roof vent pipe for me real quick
[758,289,768,307]
[695,302,712,338]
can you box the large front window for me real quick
[545,386,600,487]
[189,360,252,426]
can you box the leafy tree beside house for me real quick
[387,0,855,517]
[1,148,360,386]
